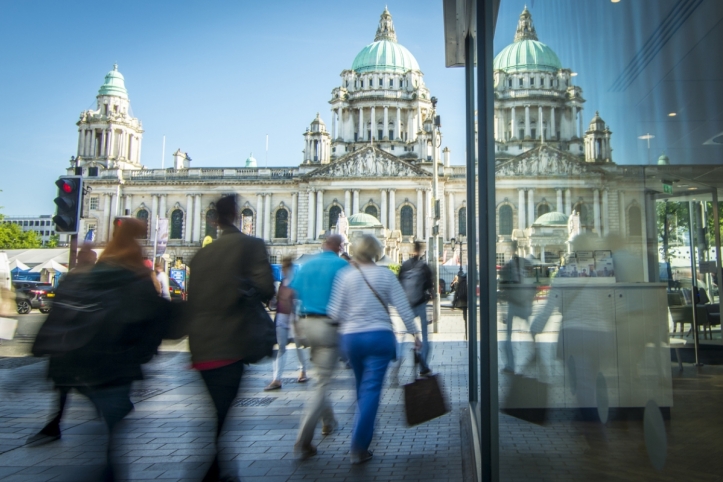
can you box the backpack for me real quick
[400,260,428,307]
[454,276,468,304]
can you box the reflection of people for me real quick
[451,272,468,340]
[155,262,171,301]
[500,241,533,373]
[398,242,433,376]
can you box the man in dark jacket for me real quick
[187,195,275,482]
[398,241,433,376]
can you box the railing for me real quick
[119,167,299,180]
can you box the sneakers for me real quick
[264,380,282,391]
[419,367,432,377]
[293,442,318,460]
[26,422,61,445]
[321,420,338,436]
[350,450,373,465]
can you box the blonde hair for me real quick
[352,234,382,264]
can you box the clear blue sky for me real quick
[0,0,675,215]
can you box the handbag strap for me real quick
[353,263,390,316]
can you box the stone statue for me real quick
[337,210,349,244]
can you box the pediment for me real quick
[496,145,602,177]
[306,146,430,179]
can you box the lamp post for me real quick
[451,236,465,276]
[425,97,442,332]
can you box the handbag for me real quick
[403,356,450,426]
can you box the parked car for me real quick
[13,281,54,314]
[168,277,185,301]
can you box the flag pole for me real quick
[152,214,159,261]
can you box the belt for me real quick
[300,314,339,326]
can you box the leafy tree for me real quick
[46,234,59,248]
[0,220,42,249]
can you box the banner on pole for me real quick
[156,219,169,256]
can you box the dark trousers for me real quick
[199,360,244,481]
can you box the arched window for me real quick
[400,205,414,236]
[241,208,254,236]
[365,205,378,220]
[205,209,218,239]
[499,205,512,235]
[170,209,183,239]
[275,209,289,238]
[537,203,551,218]
[459,207,468,236]
[628,205,642,236]
[136,209,149,239]
[328,205,342,231]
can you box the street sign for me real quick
[663,181,673,194]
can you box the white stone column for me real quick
[511,107,516,139]
[371,106,376,140]
[383,106,389,139]
[551,107,556,139]
[578,107,583,138]
[518,188,526,230]
[538,106,544,141]
[380,189,388,228]
[137,136,142,164]
[307,190,315,240]
[90,130,97,158]
[331,110,336,139]
[291,192,298,243]
[524,105,531,138]
[416,189,424,240]
[353,190,360,214]
[448,191,455,241]
[389,189,396,231]
[256,194,264,238]
[527,188,535,227]
[358,108,364,141]
[263,193,271,241]
[108,128,115,158]
[103,193,112,242]
[100,130,107,157]
[344,190,351,215]
[193,194,202,242]
[316,189,324,238]
[556,189,563,213]
[565,189,572,216]
[619,191,627,235]
[426,189,433,239]
[396,107,401,140]
[602,188,609,237]
[593,189,601,235]
[124,194,132,217]
[185,194,193,243]
[159,194,167,220]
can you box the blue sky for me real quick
[0,0,687,215]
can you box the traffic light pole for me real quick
[68,234,78,270]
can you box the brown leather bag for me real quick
[403,368,449,426]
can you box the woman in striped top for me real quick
[328,234,421,465]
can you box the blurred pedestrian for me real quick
[33,218,169,481]
[451,271,468,340]
[500,240,533,374]
[186,195,274,482]
[27,244,98,446]
[154,261,171,301]
[265,256,308,390]
[328,234,421,464]
[293,234,348,459]
[398,241,433,376]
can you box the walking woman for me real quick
[328,235,420,464]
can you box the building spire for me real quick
[514,6,538,42]
[374,7,397,42]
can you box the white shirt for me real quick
[156,271,172,300]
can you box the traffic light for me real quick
[53,176,83,233]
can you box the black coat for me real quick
[186,226,275,364]
[46,262,168,387]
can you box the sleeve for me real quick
[388,271,419,334]
[249,239,275,302]
[423,263,433,292]
[326,271,345,322]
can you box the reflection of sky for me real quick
[495,0,723,166]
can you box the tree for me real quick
[46,234,59,248]
[0,213,43,249]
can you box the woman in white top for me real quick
[327,235,420,465]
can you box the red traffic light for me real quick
[56,178,78,193]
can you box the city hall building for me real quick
[65,8,648,265]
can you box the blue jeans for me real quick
[342,330,396,453]
[413,303,431,372]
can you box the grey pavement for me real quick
[0,310,471,482]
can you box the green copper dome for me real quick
[493,7,562,73]
[352,8,420,74]
[245,153,257,168]
[348,212,382,227]
[658,153,670,165]
[98,64,128,99]
[534,211,568,226]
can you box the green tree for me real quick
[0,213,43,249]
[46,234,59,248]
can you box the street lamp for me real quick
[425,97,442,332]
[451,237,465,276]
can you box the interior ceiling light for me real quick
[688,187,698,191]
[611,0,621,3]
[570,72,578,77]
[668,112,677,117]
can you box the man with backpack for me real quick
[398,242,433,376]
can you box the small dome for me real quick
[658,153,670,165]
[534,211,569,226]
[310,113,327,133]
[348,212,382,227]
[245,153,257,168]
[98,64,128,99]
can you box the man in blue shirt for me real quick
[292,234,348,459]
